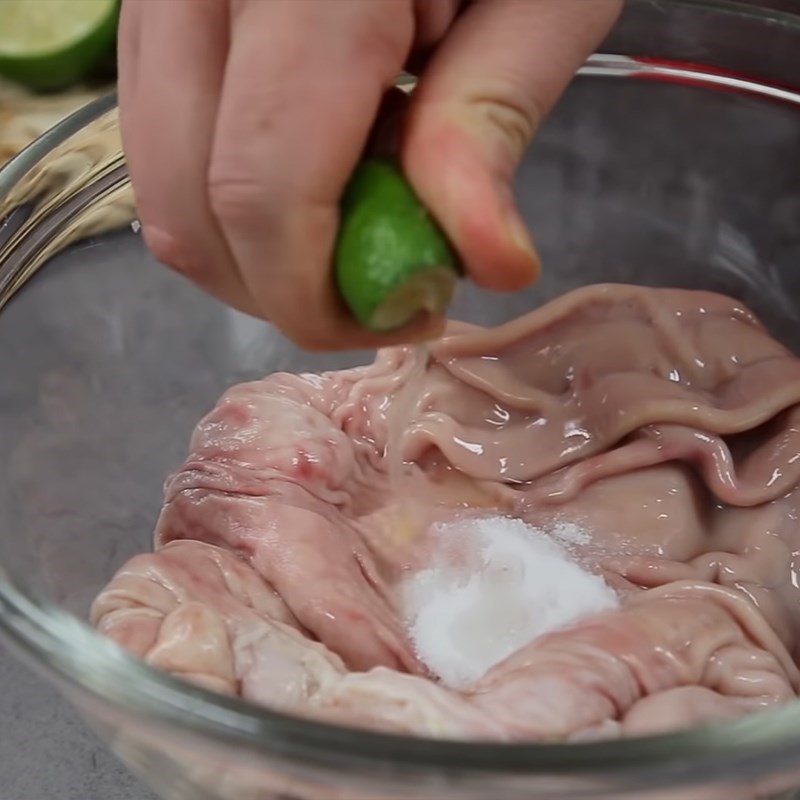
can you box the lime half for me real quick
[0,0,119,91]
[335,158,460,332]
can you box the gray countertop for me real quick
[0,647,157,800]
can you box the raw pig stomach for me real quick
[91,284,800,741]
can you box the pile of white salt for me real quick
[402,516,618,689]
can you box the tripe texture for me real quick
[92,284,800,741]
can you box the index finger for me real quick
[207,0,437,350]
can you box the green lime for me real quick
[0,0,119,91]
[335,158,460,332]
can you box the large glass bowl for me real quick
[3,1,800,798]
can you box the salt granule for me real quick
[551,521,591,547]
[402,516,618,690]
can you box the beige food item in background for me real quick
[0,76,110,164]
[0,77,136,307]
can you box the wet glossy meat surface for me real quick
[91,285,800,740]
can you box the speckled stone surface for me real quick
[0,647,157,800]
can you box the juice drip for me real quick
[386,342,429,490]
[380,343,432,553]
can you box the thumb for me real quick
[402,0,622,292]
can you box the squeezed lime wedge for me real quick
[335,158,460,332]
[0,0,119,91]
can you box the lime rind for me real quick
[0,0,112,54]
[335,158,460,332]
[0,0,119,91]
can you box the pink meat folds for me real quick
[91,284,800,741]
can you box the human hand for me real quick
[118,0,622,349]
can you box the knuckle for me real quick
[207,168,270,229]
[471,91,542,161]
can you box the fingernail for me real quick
[496,184,539,271]
[507,211,536,259]
[504,209,540,286]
